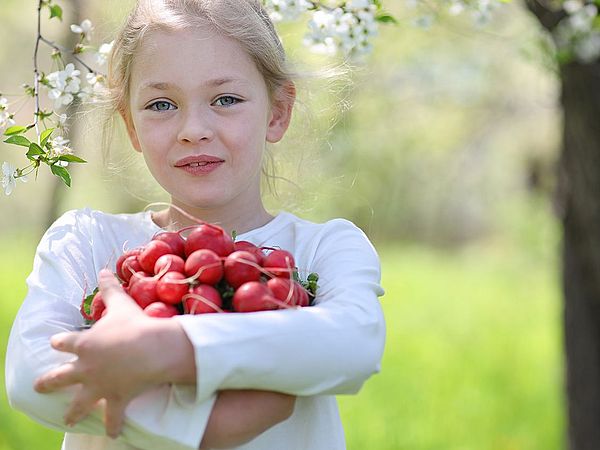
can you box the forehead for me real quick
[130,27,265,93]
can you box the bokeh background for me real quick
[0,0,564,449]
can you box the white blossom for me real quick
[0,96,15,134]
[94,40,114,67]
[563,0,584,15]
[47,63,81,109]
[263,0,311,22]
[82,72,107,102]
[70,19,94,41]
[304,5,378,58]
[49,136,73,157]
[1,161,26,196]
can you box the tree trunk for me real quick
[560,60,600,449]
[523,1,600,448]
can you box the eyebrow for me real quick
[140,78,246,91]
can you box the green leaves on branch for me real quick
[4,135,30,147]
[376,13,397,24]
[51,164,71,187]
[2,126,86,187]
[42,0,63,21]
[4,125,31,136]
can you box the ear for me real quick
[119,108,142,153]
[266,81,296,144]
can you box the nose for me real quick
[177,107,215,144]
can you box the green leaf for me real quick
[4,135,31,147]
[231,230,238,241]
[4,125,28,136]
[26,142,45,158]
[51,164,71,187]
[40,128,54,148]
[49,4,63,20]
[58,154,87,164]
[376,13,398,24]
[81,287,98,322]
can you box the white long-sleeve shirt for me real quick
[5,208,385,450]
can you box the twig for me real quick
[33,0,42,136]
[39,36,96,73]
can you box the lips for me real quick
[174,154,225,175]
[174,155,225,167]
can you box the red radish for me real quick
[184,249,223,284]
[153,231,185,258]
[120,255,143,283]
[184,284,222,314]
[128,270,152,288]
[116,248,142,281]
[156,271,189,305]
[90,292,106,321]
[232,281,278,312]
[295,283,310,307]
[185,224,234,257]
[234,241,264,265]
[224,251,261,288]
[144,302,179,318]
[263,250,296,278]
[129,276,159,309]
[154,254,185,275]
[267,278,309,307]
[138,240,173,273]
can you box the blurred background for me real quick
[0,0,564,449]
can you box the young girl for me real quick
[5,1,385,449]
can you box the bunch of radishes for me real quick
[81,222,318,324]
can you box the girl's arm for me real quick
[200,390,295,449]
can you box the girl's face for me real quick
[125,26,292,215]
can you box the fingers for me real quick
[50,331,80,353]
[97,269,136,308]
[34,362,81,393]
[104,398,127,439]
[63,386,99,427]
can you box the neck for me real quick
[152,198,274,237]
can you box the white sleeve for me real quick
[175,219,386,404]
[4,210,216,450]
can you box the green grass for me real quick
[0,233,564,449]
[338,240,565,449]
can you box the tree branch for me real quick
[33,0,43,136]
[523,0,568,32]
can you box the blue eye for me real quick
[148,100,176,111]
[214,96,240,107]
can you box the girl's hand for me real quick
[33,269,196,438]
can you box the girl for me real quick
[5,0,386,449]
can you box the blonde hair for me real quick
[107,0,295,122]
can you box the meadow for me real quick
[0,227,564,450]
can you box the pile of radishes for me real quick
[81,222,318,323]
